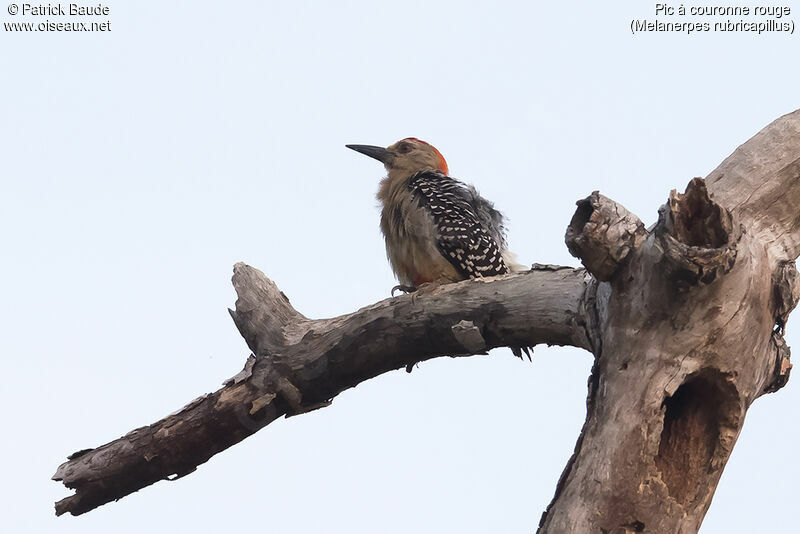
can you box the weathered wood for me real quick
[53,265,593,516]
[538,110,800,534]
[565,191,647,281]
[705,109,800,264]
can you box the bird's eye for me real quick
[396,142,412,154]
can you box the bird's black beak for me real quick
[346,144,394,166]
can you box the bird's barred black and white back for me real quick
[408,170,509,279]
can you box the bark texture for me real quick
[538,110,800,533]
[53,265,593,516]
[53,109,800,532]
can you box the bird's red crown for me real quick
[403,137,449,175]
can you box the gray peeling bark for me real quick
[54,110,800,532]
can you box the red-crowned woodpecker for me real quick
[347,137,524,288]
[347,137,529,358]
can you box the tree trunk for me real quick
[539,110,800,533]
[53,110,800,533]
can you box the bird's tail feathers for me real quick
[511,345,533,361]
[502,249,528,273]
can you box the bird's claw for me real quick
[391,284,417,297]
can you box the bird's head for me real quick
[347,137,449,175]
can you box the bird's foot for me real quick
[408,280,450,304]
[391,284,417,297]
[391,280,450,305]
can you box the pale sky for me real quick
[2,1,799,532]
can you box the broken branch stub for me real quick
[565,191,647,281]
[228,261,308,355]
[655,178,739,288]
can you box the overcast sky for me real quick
[2,1,799,532]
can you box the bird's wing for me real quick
[465,184,508,250]
[408,171,509,279]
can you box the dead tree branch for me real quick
[53,265,593,516]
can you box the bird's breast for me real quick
[380,190,461,286]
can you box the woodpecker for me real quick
[347,137,529,357]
